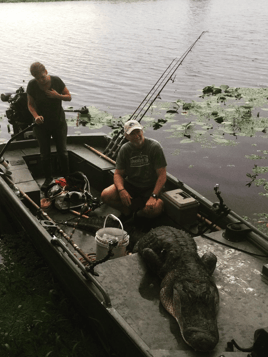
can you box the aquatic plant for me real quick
[160,85,268,148]
[66,105,122,131]
[70,86,268,202]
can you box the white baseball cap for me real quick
[124,120,143,135]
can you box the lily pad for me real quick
[194,130,207,134]
[166,109,178,114]
[142,116,155,122]
[254,127,266,132]
[214,116,224,123]
[213,138,230,144]
[182,103,193,110]
[220,85,230,91]
[180,139,195,144]
[171,125,186,131]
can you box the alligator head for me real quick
[160,270,219,351]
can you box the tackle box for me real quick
[160,188,199,225]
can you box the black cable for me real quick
[201,233,268,258]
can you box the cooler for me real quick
[161,188,199,225]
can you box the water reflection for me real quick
[0,0,267,219]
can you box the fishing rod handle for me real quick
[0,157,10,169]
[0,122,36,159]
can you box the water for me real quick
[0,0,268,219]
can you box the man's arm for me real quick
[144,166,166,214]
[27,94,44,124]
[114,168,126,192]
[153,167,167,196]
[114,168,132,207]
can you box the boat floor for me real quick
[5,141,268,356]
[37,194,268,356]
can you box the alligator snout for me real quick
[183,327,219,351]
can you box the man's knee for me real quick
[101,188,108,203]
[101,185,116,203]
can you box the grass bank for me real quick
[0,210,115,357]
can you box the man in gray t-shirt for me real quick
[101,120,167,219]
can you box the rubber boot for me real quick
[41,158,53,191]
[58,152,69,178]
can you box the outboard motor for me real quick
[1,86,34,137]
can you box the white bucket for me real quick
[95,214,129,260]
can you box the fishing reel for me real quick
[52,190,100,212]
[1,86,33,135]
[212,184,231,217]
[66,191,101,211]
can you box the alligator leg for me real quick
[201,252,217,275]
[141,248,163,274]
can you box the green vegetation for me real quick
[159,85,268,148]
[145,85,268,199]
[71,86,268,199]
[0,230,113,357]
[66,105,122,132]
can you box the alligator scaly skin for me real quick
[138,226,219,352]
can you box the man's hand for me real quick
[119,189,132,207]
[145,196,157,211]
[45,88,60,99]
[35,115,44,125]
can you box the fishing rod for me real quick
[0,122,36,159]
[110,32,207,159]
[103,61,180,159]
[2,173,95,266]
[136,31,207,123]
[64,106,89,115]
[103,59,177,157]
[103,58,178,157]
[104,31,207,159]
[129,58,177,121]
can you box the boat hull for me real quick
[1,133,267,357]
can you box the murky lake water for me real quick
[0,0,268,219]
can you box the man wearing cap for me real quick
[101,119,167,219]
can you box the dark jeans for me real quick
[34,120,69,178]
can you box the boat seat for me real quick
[7,149,40,205]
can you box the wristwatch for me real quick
[151,193,158,199]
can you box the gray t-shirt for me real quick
[116,138,167,188]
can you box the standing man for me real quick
[101,119,167,220]
[27,62,72,191]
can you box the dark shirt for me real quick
[27,76,65,127]
[116,138,167,188]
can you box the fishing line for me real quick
[103,31,207,159]
[134,31,207,123]
[128,57,177,121]
[201,233,268,258]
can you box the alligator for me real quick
[138,225,219,352]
